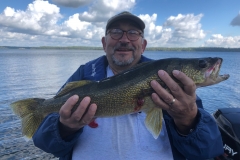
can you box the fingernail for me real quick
[73,95,79,101]
[151,80,157,86]
[83,96,90,102]
[173,70,180,75]
[158,70,164,76]
[91,104,97,111]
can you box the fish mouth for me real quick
[199,58,230,87]
[205,59,222,78]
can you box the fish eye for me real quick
[198,59,207,68]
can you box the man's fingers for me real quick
[157,70,196,97]
[151,80,179,110]
[72,96,91,122]
[59,95,79,119]
[88,104,97,117]
[155,70,183,99]
[172,70,196,96]
[59,96,97,130]
[79,103,97,125]
[151,92,170,110]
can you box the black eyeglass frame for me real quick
[107,28,143,41]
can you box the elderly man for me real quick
[33,11,223,160]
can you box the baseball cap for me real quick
[105,11,145,33]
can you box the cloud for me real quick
[0,0,104,45]
[52,0,93,8]
[138,13,167,46]
[60,13,104,40]
[204,34,240,48]
[0,0,62,35]
[163,14,206,45]
[78,0,136,22]
[59,0,136,40]
[0,0,239,48]
[139,13,206,47]
[230,12,240,27]
[0,0,136,46]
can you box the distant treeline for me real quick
[145,47,240,52]
[0,46,240,52]
[0,46,103,50]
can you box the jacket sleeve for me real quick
[32,113,83,158]
[164,108,224,160]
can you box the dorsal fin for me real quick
[55,80,93,97]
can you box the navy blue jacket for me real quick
[33,55,224,160]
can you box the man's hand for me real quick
[59,95,97,137]
[151,70,198,135]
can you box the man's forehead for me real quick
[108,19,142,30]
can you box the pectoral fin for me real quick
[144,107,163,139]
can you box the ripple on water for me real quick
[0,137,58,159]
[0,105,58,159]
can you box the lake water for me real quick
[0,49,239,159]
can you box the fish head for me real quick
[181,57,230,87]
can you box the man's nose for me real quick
[119,32,130,42]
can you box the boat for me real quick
[213,108,240,160]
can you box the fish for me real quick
[10,57,230,139]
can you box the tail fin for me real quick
[10,98,45,139]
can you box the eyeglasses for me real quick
[107,28,143,41]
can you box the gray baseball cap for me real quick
[106,11,145,33]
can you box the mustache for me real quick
[113,44,135,52]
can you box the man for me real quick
[33,11,223,160]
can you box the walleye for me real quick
[10,57,229,139]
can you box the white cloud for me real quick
[203,34,240,48]
[0,0,136,46]
[0,0,61,35]
[60,13,104,40]
[4,7,15,16]
[0,0,239,48]
[138,13,167,46]
[52,0,93,8]
[230,12,240,27]
[78,0,136,22]
[162,14,206,46]
[0,0,104,46]
[139,13,206,47]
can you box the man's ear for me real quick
[101,37,106,51]
[141,39,147,53]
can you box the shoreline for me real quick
[0,46,240,52]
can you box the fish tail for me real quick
[145,107,163,139]
[10,98,45,139]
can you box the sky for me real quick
[0,0,239,48]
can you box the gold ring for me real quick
[169,98,176,106]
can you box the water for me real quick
[0,49,239,159]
